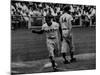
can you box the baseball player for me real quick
[31,15,61,71]
[59,6,76,64]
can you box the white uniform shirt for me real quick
[42,22,59,39]
[60,13,73,30]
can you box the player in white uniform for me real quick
[60,6,76,63]
[31,16,61,71]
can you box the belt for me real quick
[48,37,56,39]
[62,28,69,30]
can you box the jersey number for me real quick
[62,18,67,23]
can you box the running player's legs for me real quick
[47,39,60,57]
[53,38,60,57]
[47,39,55,57]
[47,39,57,69]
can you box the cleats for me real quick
[63,60,70,64]
[70,58,76,62]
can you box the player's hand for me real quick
[31,30,36,33]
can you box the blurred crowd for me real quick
[11,1,96,29]
[11,1,96,17]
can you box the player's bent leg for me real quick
[49,56,57,68]
[65,35,76,62]
[49,52,58,71]
[70,51,76,62]
[68,35,76,62]
[48,43,58,71]
[62,53,70,64]
[53,40,59,57]
[61,39,70,64]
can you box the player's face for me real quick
[46,18,52,26]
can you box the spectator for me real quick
[11,1,96,28]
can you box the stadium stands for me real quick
[11,1,96,29]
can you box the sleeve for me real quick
[69,15,73,21]
[41,24,45,30]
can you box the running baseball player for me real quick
[59,6,76,64]
[31,15,61,71]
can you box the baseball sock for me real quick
[70,51,76,62]
[70,50,74,59]
[62,53,67,61]
[49,56,56,68]
[70,51,74,59]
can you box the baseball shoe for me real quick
[63,60,70,64]
[70,58,76,62]
[53,66,59,72]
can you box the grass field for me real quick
[11,26,96,62]
[11,26,96,74]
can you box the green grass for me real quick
[11,27,96,62]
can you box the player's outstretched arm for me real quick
[32,29,44,34]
